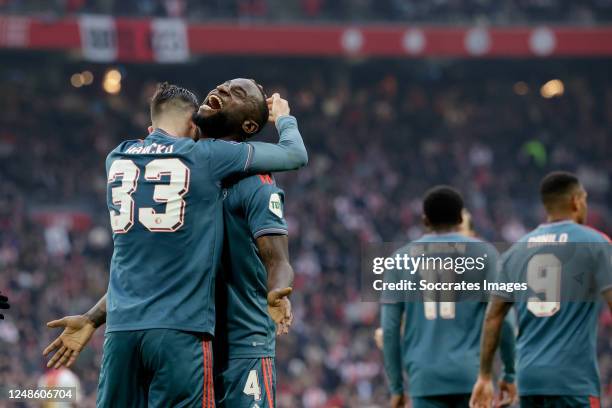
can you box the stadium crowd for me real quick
[2,0,612,23]
[0,55,611,407]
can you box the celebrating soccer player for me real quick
[210,91,295,407]
[381,186,516,408]
[43,79,306,407]
[470,171,612,408]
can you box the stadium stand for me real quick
[2,0,612,23]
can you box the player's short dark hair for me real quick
[540,171,581,207]
[423,185,464,227]
[150,82,199,121]
[249,79,269,133]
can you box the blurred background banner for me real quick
[79,15,117,62]
[3,16,612,59]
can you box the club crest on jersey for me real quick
[269,193,283,218]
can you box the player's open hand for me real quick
[0,291,9,319]
[266,93,290,124]
[267,287,293,335]
[470,375,494,408]
[43,315,96,369]
[497,380,517,407]
[390,394,407,408]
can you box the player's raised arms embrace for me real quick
[43,79,307,408]
[470,171,612,408]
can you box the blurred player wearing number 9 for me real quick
[470,171,612,408]
[43,80,306,407]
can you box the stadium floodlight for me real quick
[103,69,121,94]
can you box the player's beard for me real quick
[194,110,241,140]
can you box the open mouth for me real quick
[206,94,223,110]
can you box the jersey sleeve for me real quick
[484,244,500,283]
[205,116,307,181]
[493,250,515,301]
[247,116,308,173]
[206,139,254,181]
[381,303,405,395]
[380,246,412,304]
[593,240,612,294]
[243,179,288,239]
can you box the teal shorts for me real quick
[412,394,470,408]
[520,395,601,408]
[214,357,276,408]
[97,329,215,408]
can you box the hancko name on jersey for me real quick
[125,143,175,155]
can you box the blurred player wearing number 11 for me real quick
[381,186,517,408]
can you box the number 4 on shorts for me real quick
[243,369,262,401]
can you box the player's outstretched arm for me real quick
[381,304,406,406]
[256,234,294,335]
[0,291,9,319]
[83,293,108,328]
[43,294,107,369]
[248,94,308,172]
[470,297,512,408]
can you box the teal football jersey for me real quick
[382,233,508,397]
[496,220,612,397]
[215,173,287,360]
[105,117,304,336]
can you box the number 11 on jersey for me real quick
[424,302,456,320]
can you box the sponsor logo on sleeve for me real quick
[269,193,283,218]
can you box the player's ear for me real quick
[242,119,259,136]
[188,120,200,141]
[147,126,154,133]
[422,215,430,229]
[569,193,580,211]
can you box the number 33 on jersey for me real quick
[108,158,190,233]
[104,131,257,335]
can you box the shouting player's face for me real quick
[195,78,266,140]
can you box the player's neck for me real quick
[151,123,190,138]
[429,225,461,234]
[217,134,245,143]
[546,213,576,224]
